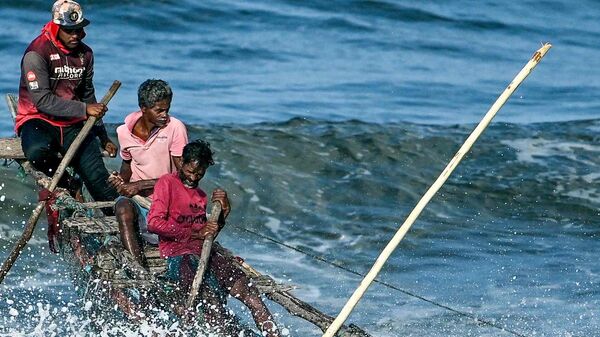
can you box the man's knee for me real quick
[20,121,58,167]
[22,141,59,172]
[24,145,51,162]
[115,199,137,226]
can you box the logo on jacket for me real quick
[53,65,85,80]
[50,54,60,61]
[175,214,207,225]
[26,71,36,82]
[190,203,204,213]
[26,71,39,90]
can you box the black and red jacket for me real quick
[16,22,96,133]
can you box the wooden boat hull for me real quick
[1,93,373,337]
[59,214,266,335]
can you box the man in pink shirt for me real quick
[108,79,188,265]
[148,140,280,337]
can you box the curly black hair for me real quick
[138,79,173,108]
[182,139,215,167]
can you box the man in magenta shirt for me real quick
[108,79,188,265]
[148,140,280,337]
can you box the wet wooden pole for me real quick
[186,202,222,309]
[0,81,121,284]
[323,44,552,337]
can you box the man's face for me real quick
[141,98,171,128]
[178,161,208,189]
[57,27,84,49]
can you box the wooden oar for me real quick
[323,44,552,337]
[186,201,222,309]
[0,80,121,284]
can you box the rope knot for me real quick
[38,188,60,253]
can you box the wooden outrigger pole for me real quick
[323,43,552,337]
[0,81,121,284]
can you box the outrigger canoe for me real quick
[0,94,372,337]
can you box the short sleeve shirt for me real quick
[116,111,188,183]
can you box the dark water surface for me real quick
[1,1,599,336]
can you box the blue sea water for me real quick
[0,1,599,336]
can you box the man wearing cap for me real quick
[16,0,117,203]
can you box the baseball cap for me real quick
[52,0,90,29]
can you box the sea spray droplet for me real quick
[168,321,179,331]
[0,195,5,202]
[84,301,93,311]
[9,308,18,316]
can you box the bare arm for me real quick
[108,160,157,197]
[172,156,183,171]
[119,160,133,183]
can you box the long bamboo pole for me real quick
[323,44,552,337]
[186,201,222,309]
[0,81,121,284]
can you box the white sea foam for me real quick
[580,172,600,184]
[586,124,600,133]
[283,232,335,254]
[564,188,600,204]
[341,167,373,180]
[258,205,275,214]
[264,216,281,233]
[220,169,237,178]
[0,301,218,337]
[501,138,600,165]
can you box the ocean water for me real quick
[0,1,599,336]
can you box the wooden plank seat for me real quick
[62,216,167,280]
[0,138,24,159]
[63,215,119,234]
[60,216,291,294]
